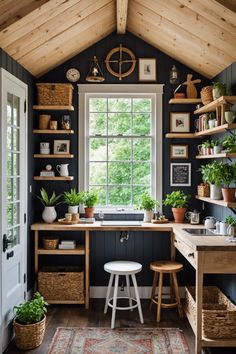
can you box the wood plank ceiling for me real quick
[0,0,235,78]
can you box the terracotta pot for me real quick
[222,188,236,202]
[172,207,187,223]
[85,207,94,218]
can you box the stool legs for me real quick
[131,274,144,324]
[126,275,133,311]
[172,273,183,318]
[111,274,119,329]
[150,271,158,310]
[157,272,163,323]
[104,273,114,314]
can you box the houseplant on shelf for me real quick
[212,82,227,100]
[63,188,83,214]
[82,190,98,218]
[199,161,222,200]
[226,215,236,237]
[137,193,160,222]
[220,162,236,202]
[212,140,222,155]
[163,190,190,223]
[13,292,48,350]
[222,135,236,153]
[38,188,61,223]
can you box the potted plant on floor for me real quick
[212,82,227,100]
[82,190,98,218]
[138,193,160,222]
[222,135,236,153]
[221,163,236,202]
[14,292,48,350]
[163,190,190,223]
[38,188,62,223]
[226,215,236,237]
[63,188,83,213]
[199,162,222,200]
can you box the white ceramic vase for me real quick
[213,145,222,154]
[68,205,79,214]
[143,210,154,223]
[210,184,222,200]
[42,206,57,223]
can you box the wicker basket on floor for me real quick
[184,286,236,339]
[200,86,213,105]
[13,316,46,350]
[36,83,73,106]
[197,183,210,197]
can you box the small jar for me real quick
[61,115,71,130]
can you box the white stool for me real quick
[104,261,144,329]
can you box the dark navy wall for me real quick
[0,48,35,290]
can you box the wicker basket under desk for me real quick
[38,266,84,304]
[184,286,236,339]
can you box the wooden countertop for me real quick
[31,222,236,251]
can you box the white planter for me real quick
[143,210,154,223]
[68,205,79,214]
[213,145,222,154]
[210,184,222,200]
[42,206,57,223]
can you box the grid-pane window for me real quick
[88,96,153,208]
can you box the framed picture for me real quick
[54,140,70,154]
[170,112,190,132]
[170,144,188,159]
[138,58,156,81]
[170,163,191,186]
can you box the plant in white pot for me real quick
[138,193,160,222]
[199,162,222,200]
[220,162,236,202]
[63,188,83,214]
[163,190,190,223]
[226,215,236,237]
[82,190,98,218]
[38,188,61,223]
[14,292,48,350]
[212,82,227,100]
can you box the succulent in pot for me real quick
[137,193,160,222]
[212,82,227,100]
[63,188,83,214]
[220,163,236,202]
[212,140,222,155]
[82,190,98,218]
[199,162,222,200]
[163,190,190,223]
[38,188,61,223]
[222,135,236,153]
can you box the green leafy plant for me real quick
[199,161,223,187]
[212,82,227,96]
[220,163,236,188]
[38,188,61,206]
[212,140,221,147]
[163,190,190,208]
[14,292,48,325]
[226,215,236,227]
[63,188,83,206]
[209,112,216,120]
[202,140,213,149]
[137,193,160,211]
[82,190,98,208]
[222,135,236,152]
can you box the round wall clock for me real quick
[105,44,136,80]
[66,68,80,82]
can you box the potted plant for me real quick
[226,215,236,237]
[212,140,222,155]
[138,193,160,222]
[222,135,236,153]
[163,190,190,223]
[14,292,48,350]
[220,163,236,202]
[63,188,83,213]
[202,140,213,155]
[212,82,227,100]
[208,112,216,129]
[82,190,98,218]
[38,188,61,223]
[199,162,222,200]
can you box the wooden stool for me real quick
[150,260,183,322]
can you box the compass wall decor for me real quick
[105,44,136,80]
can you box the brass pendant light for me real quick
[86,56,105,82]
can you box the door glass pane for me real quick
[13,95,20,126]
[13,128,19,151]
[7,93,13,125]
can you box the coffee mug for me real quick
[220,221,228,235]
[50,120,58,130]
[65,213,72,221]
[208,119,216,129]
[72,213,80,222]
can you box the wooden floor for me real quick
[4,300,236,353]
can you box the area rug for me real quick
[47,327,190,354]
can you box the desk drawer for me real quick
[173,235,196,268]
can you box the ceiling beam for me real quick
[117,0,128,34]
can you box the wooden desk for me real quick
[31,222,236,354]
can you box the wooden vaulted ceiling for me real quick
[0,0,235,78]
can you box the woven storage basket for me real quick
[38,266,84,303]
[36,83,73,106]
[42,238,59,250]
[14,316,46,350]
[184,286,236,339]
[197,183,210,197]
[200,86,213,105]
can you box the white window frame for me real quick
[78,84,163,213]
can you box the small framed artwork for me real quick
[170,144,188,159]
[139,58,156,81]
[54,140,70,154]
[170,112,190,132]
[170,163,191,186]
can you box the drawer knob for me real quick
[188,252,194,258]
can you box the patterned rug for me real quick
[48,327,190,354]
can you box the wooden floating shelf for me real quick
[194,96,236,114]
[34,176,74,181]
[196,196,236,208]
[33,129,74,134]
[34,154,74,158]
[165,133,195,138]
[33,105,74,111]
[37,245,85,255]
[196,153,236,159]
[169,98,202,104]
[166,124,236,139]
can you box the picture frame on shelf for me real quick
[138,58,156,81]
[170,144,188,159]
[170,112,190,132]
[170,163,191,186]
[54,140,70,154]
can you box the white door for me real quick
[0,68,27,352]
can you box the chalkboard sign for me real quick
[170,163,191,186]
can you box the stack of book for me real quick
[40,170,55,177]
[58,240,76,249]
